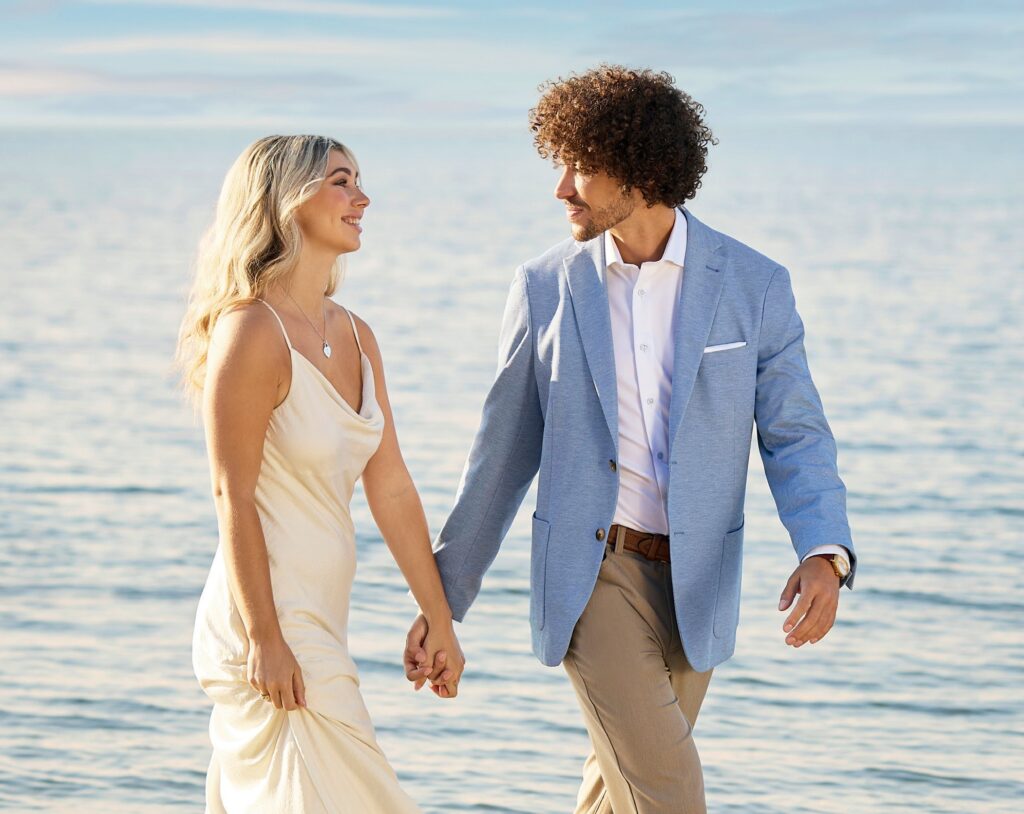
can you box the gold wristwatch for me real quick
[828,554,850,581]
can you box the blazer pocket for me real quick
[703,341,747,354]
[531,513,551,630]
[713,519,745,639]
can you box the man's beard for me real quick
[570,194,636,242]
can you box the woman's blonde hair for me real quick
[176,134,357,401]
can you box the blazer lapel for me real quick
[564,238,618,451]
[669,208,725,449]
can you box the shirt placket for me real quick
[632,265,662,486]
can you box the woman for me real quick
[178,135,462,813]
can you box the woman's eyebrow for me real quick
[327,167,352,178]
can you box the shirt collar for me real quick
[604,207,687,270]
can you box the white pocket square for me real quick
[703,341,747,354]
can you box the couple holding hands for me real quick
[182,65,856,814]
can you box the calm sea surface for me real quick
[1,128,1021,813]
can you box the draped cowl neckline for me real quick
[285,345,378,423]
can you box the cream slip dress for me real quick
[192,300,421,813]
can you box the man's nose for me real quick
[554,167,576,200]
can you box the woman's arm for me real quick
[356,315,465,698]
[202,304,307,710]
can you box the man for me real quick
[405,65,856,813]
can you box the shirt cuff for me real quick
[802,544,850,570]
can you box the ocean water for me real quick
[1,127,1021,813]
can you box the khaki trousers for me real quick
[562,541,714,814]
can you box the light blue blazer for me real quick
[433,208,856,673]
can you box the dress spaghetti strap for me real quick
[256,299,293,349]
[344,309,364,355]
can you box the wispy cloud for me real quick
[50,33,561,78]
[569,3,1024,127]
[58,34,393,56]
[585,3,1024,75]
[0,61,357,98]
[0,56,525,131]
[2,1,1021,129]
[0,65,104,96]
[82,0,457,19]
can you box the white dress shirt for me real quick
[604,209,849,569]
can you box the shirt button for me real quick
[609,459,617,472]
[657,452,664,460]
[639,343,649,352]
[637,289,646,296]
[646,398,654,405]
[596,528,606,542]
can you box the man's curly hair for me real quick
[529,65,717,208]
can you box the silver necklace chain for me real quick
[284,290,332,358]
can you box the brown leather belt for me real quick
[607,524,671,563]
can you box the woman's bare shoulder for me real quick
[209,301,290,371]
[332,302,380,358]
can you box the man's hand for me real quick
[423,617,465,698]
[403,613,458,696]
[778,556,841,647]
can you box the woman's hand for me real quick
[248,633,307,711]
[422,616,465,699]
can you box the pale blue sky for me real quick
[1,0,1021,132]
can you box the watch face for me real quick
[835,557,850,576]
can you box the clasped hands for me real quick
[402,613,465,698]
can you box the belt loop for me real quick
[614,524,626,554]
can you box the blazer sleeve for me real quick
[754,265,857,588]
[433,266,545,619]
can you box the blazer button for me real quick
[596,528,606,542]
[608,459,617,472]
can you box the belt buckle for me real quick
[637,535,658,561]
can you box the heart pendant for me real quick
[323,342,332,358]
